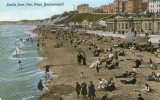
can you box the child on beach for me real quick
[130,46,135,55]
[80,72,84,79]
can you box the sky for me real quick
[0,0,113,21]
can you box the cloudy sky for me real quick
[0,0,113,21]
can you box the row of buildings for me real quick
[105,16,160,34]
[77,0,160,14]
[68,16,160,35]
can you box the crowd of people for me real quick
[34,25,160,100]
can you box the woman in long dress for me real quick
[81,81,87,98]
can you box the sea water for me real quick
[0,25,45,100]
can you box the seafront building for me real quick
[105,16,160,35]
[73,0,160,35]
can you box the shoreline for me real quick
[35,26,160,100]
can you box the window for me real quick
[145,23,147,30]
[125,23,128,29]
[148,23,152,30]
[122,23,124,29]
[118,23,120,29]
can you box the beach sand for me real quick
[35,28,160,100]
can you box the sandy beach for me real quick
[35,26,160,100]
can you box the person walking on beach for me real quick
[81,81,87,98]
[18,60,22,68]
[88,81,96,100]
[96,65,100,76]
[44,65,50,79]
[95,58,101,76]
[70,39,73,46]
[77,52,82,65]
[76,82,81,99]
[37,80,44,95]
[130,46,135,55]
[82,52,86,65]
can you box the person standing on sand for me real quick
[130,46,135,55]
[88,81,96,100]
[82,52,86,65]
[45,65,50,78]
[70,39,73,46]
[76,82,81,99]
[81,81,87,98]
[133,58,142,68]
[95,58,101,76]
[77,52,82,65]
[37,80,44,94]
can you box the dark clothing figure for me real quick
[93,48,100,57]
[81,82,87,97]
[106,58,113,66]
[82,52,86,65]
[96,65,100,76]
[137,97,144,100]
[37,80,44,91]
[137,94,144,100]
[149,58,153,64]
[76,82,81,99]
[102,94,109,100]
[88,81,96,100]
[45,65,50,78]
[37,43,39,47]
[107,64,116,70]
[133,59,142,68]
[45,65,50,73]
[105,82,115,91]
[70,39,73,45]
[18,60,22,68]
[77,53,82,64]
